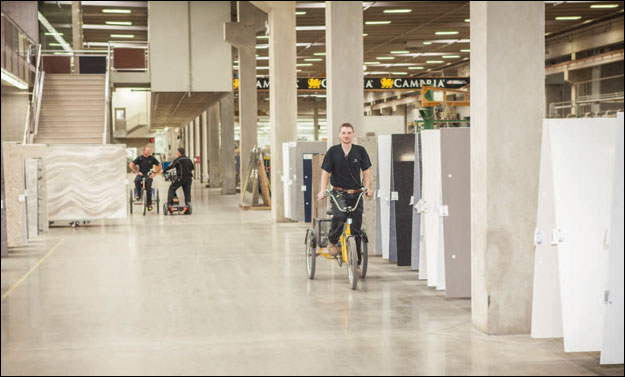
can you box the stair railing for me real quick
[103,43,111,144]
[22,44,44,144]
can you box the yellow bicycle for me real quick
[305,188,369,290]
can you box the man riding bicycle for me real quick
[129,146,161,211]
[317,123,373,274]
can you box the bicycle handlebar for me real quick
[325,187,367,214]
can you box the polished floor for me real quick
[1,181,623,376]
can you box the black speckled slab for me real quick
[391,134,416,266]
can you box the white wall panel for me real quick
[377,135,392,259]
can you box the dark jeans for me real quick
[328,190,364,264]
[168,179,192,206]
[134,175,153,205]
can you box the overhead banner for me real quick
[233,77,470,91]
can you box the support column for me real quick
[470,1,544,335]
[208,104,221,188]
[313,97,319,141]
[251,1,297,222]
[325,1,364,146]
[194,116,200,178]
[1,152,7,257]
[220,93,236,194]
[225,2,267,192]
[201,111,209,185]
[591,65,601,114]
[71,1,82,72]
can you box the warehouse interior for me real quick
[1,1,624,375]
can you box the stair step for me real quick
[33,137,103,144]
[45,74,105,81]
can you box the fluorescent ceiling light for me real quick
[435,31,459,35]
[369,71,390,75]
[257,35,269,39]
[234,60,238,63]
[256,44,269,49]
[39,12,72,52]
[314,52,326,56]
[376,56,395,60]
[388,63,418,67]
[49,43,63,46]
[427,60,443,64]
[392,72,408,75]
[443,55,460,58]
[1,68,28,90]
[423,41,432,45]
[296,11,307,15]
[465,18,470,22]
[383,9,412,13]
[305,58,322,61]
[555,16,581,20]
[296,26,326,31]
[460,49,470,52]
[110,34,134,38]
[391,50,410,54]
[45,32,63,36]
[297,63,313,66]
[256,56,269,60]
[408,66,424,70]
[257,67,269,70]
[590,4,618,8]
[363,33,368,36]
[366,21,391,25]
[296,69,302,72]
[106,21,132,26]
[365,62,381,65]
[54,52,72,56]
[102,9,131,14]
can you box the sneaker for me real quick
[135,196,141,201]
[148,206,153,211]
[328,242,340,257]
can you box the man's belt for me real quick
[333,187,363,194]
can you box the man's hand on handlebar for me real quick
[365,187,373,198]
[149,172,156,179]
[316,191,326,200]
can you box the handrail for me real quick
[103,43,111,144]
[31,45,44,143]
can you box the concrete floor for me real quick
[1,182,623,376]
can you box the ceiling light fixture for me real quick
[106,21,132,26]
[296,26,326,31]
[555,16,582,20]
[376,56,395,60]
[408,66,424,70]
[305,58,322,61]
[435,31,459,35]
[297,63,313,66]
[426,60,443,64]
[314,52,326,56]
[296,11,307,15]
[110,34,134,38]
[383,9,412,13]
[464,18,470,22]
[102,9,131,14]
[590,4,618,8]
[460,49,470,52]
[365,21,391,25]
[391,50,410,54]
[443,55,460,58]
[1,68,28,90]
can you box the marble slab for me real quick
[22,144,49,232]
[411,133,422,270]
[2,142,26,247]
[295,142,326,222]
[531,121,563,339]
[282,142,293,219]
[311,154,328,222]
[25,158,40,239]
[601,113,624,365]
[549,119,618,352]
[359,136,377,255]
[392,134,415,267]
[440,128,471,298]
[377,135,392,260]
[46,144,127,221]
[420,130,444,288]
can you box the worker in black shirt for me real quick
[129,146,161,210]
[163,147,195,207]
[317,123,373,271]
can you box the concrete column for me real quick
[71,1,82,72]
[225,2,267,192]
[189,121,195,173]
[201,111,209,184]
[1,152,7,257]
[208,104,221,188]
[220,93,236,194]
[184,125,189,158]
[194,116,200,171]
[313,98,319,141]
[251,1,297,222]
[591,65,601,113]
[325,1,364,146]
[470,1,544,335]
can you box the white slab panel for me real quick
[418,212,427,279]
[288,143,298,221]
[601,116,624,365]
[377,135,392,260]
[421,130,444,288]
[549,118,618,352]
[25,158,40,239]
[47,145,127,221]
[437,209,446,291]
[362,116,404,137]
[2,142,26,247]
[531,121,563,339]
[282,142,293,219]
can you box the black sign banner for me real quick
[232,77,470,91]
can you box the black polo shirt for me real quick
[132,155,160,175]
[321,144,372,190]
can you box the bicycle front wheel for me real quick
[142,189,147,216]
[360,233,368,279]
[305,229,316,279]
[346,236,358,290]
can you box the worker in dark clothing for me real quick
[163,147,194,206]
[129,146,161,210]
